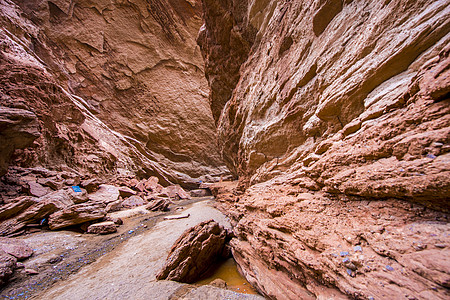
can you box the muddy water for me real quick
[196,258,258,295]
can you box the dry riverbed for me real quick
[0,197,264,300]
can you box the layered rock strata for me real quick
[200,0,450,299]
[0,0,227,186]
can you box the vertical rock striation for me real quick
[200,0,450,299]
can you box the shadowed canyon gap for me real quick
[0,0,450,299]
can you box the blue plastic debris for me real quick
[128,230,134,234]
[340,251,349,257]
[426,154,437,159]
[343,257,350,263]
[385,265,394,271]
[346,269,352,276]
[71,186,82,193]
[354,245,362,252]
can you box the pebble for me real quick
[25,268,39,275]
[354,245,362,252]
[434,244,446,248]
[343,257,349,263]
[340,251,349,257]
[426,154,437,159]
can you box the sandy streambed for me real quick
[1,198,264,300]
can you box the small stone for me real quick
[340,251,349,257]
[426,154,437,159]
[354,245,362,252]
[25,268,39,275]
[434,244,446,248]
[210,278,227,289]
[385,265,394,271]
[343,257,349,263]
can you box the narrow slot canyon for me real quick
[0,0,449,299]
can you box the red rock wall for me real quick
[201,0,450,299]
[0,0,228,186]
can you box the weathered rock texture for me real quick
[0,0,227,187]
[156,219,227,283]
[200,0,450,299]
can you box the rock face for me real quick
[1,0,228,187]
[156,220,227,283]
[200,0,450,299]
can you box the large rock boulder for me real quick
[48,202,106,230]
[156,220,227,283]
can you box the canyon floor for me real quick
[1,197,263,300]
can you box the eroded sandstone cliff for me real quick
[1,0,227,186]
[200,0,450,299]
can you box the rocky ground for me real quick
[1,195,263,300]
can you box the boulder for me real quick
[26,181,51,197]
[156,220,227,283]
[105,200,123,213]
[37,177,64,190]
[146,198,170,212]
[48,202,106,230]
[163,185,191,200]
[190,189,211,197]
[88,185,120,204]
[0,237,33,260]
[0,192,75,236]
[118,186,137,198]
[80,179,101,193]
[87,221,117,234]
[0,249,17,287]
[122,196,146,208]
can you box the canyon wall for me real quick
[201,0,450,299]
[0,0,227,186]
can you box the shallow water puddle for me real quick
[195,258,259,295]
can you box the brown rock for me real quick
[156,220,227,283]
[0,238,33,260]
[210,278,227,289]
[37,177,64,190]
[6,0,228,187]
[26,181,51,197]
[146,198,170,212]
[87,221,117,235]
[0,107,40,177]
[25,268,38,275]
[80,179,101,193]
[105,200,123,213]
[0,190,76,236]
[0,249,17,287]
[88,185,119,204]
[122,196,146,208]
[118,186,137,198]
[48,202,106,230]
[189,189,211,197]
[163,185,191,200]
